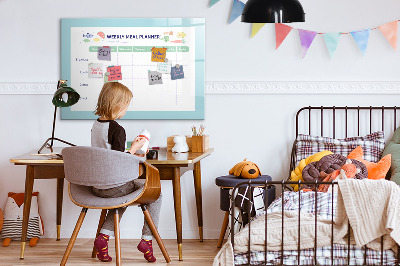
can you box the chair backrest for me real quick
[62,146,144,187]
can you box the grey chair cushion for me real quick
[62,146,145,188]
[69,180,145,208]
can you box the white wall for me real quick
[1,0,400,240]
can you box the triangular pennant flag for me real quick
[209,0,220,7]
[323,33,341,58]
[229,0,245,24]
[275,23,293,49]
[351,29,370,55]
[251,23,266,38]
[378,21,398,50]
[298,29,317,58]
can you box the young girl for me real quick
[91,82,162,263]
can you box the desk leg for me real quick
[193,161,203,242]
[56,178,64,241]
[172,167,183,261]
[20,165,35,259]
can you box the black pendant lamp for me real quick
[242,0,305,23]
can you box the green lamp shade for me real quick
[52,86,80,107]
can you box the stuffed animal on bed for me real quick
[1,192,44,247]
[229,159,261,179]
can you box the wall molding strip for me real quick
[1,81,400,95]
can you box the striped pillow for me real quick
[294,131,385,166]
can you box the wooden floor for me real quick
[0,239,221,265]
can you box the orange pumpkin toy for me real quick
[229,159,261,179]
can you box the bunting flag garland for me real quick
[351,29,370,55]
[323,33,341,58]
[209,0,220,8]
[298,29,317,58]
[251,23,266,38]
[378,21,398,50]
[207,3,400,57]
[275,23,293,49]
[229,0,245,24]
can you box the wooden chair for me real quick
[60,146,171,265]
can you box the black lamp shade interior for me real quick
[242,0,305,23]
[52,86,80,107]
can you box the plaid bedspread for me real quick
[234,191,397,265]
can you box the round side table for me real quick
[215,175,275,248]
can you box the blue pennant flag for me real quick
[229,0,245,23]
[209,0,221,7]
[351,29,371,55]
[323,33,341,58]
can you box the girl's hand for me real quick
[134,148,149,157]
[129,137,147,155]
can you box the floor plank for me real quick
[0,239,221,265]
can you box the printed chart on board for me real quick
[61,18,205,119]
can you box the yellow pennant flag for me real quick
[251,23,266,38]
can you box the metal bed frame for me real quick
[230,106,400,266]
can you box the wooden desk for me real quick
[10,147,213,261]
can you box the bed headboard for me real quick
[290,106,400,179]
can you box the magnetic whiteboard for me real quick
[61,18,205,119]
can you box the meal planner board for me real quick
[61,18,205,119]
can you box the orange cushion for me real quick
[347,146,391,180]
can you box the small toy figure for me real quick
[229,159,261,179]
[172,135,189,153]
[1,192,43,247]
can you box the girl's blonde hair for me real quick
[95,82,133,120]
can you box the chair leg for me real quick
[91,209,108,258]
[114,209,121,266]
[217,211,230,248]
[60,208,88,266]
[141,205,171,263]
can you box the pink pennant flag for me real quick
[298,29,317,58]
[275,23,293,49]
[378,21,398,50]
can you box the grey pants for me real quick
[92,180,162,240]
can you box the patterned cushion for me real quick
[1,217,40,240]
[294,131,385,166]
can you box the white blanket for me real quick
[213,179,400,266]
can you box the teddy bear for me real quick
[229,159,261,179]
[1,192,44,247]
[172,135,189,153]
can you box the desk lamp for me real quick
[38,80,80,154]
[241,0,305,23]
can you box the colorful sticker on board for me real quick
[107,66,122,81]
[148,71,163,85]
[171,65,184,80]
[162,35,170,42]
[151,47,167,62]
[97,32,105,39]
[177,32,186,38]
[98,46,111,61]
[157,59,172,74]
[88,63,103,78]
